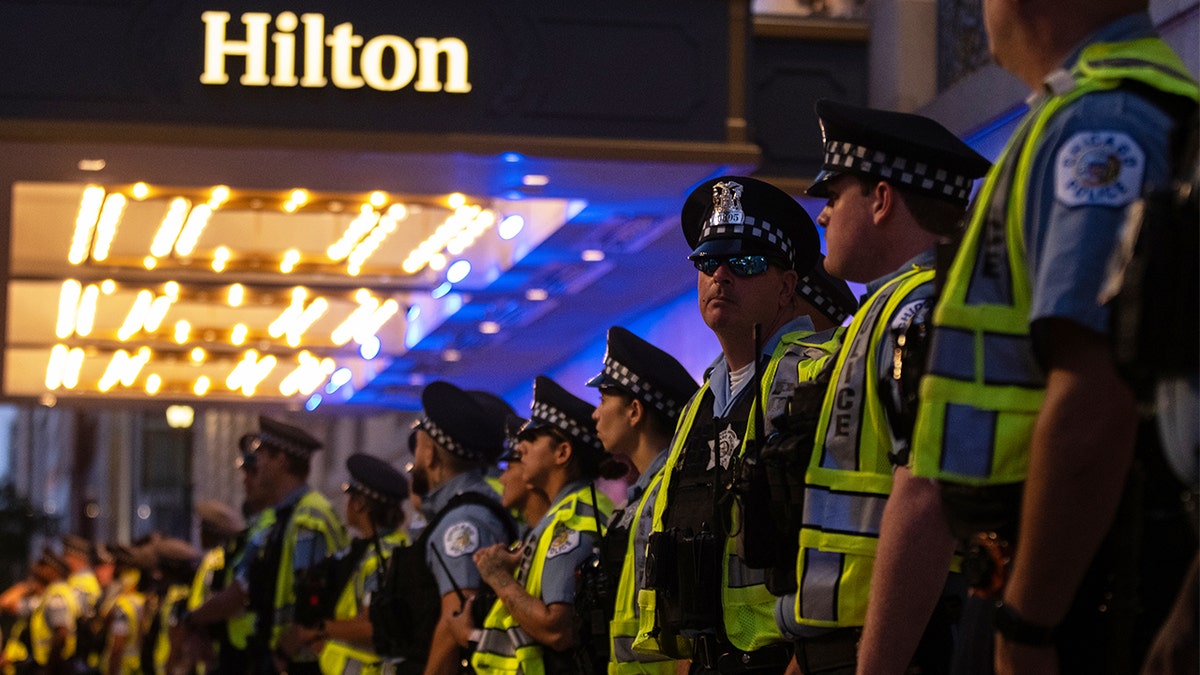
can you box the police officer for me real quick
[184,500,245,674]
[778,100,990,675]
[185,417,348,675]
[586,326,698,675]
[905,1,1199,673]
[62,534,103,672]
[636,176,856,675]
[495,420,551,537]
[97,544,149,675]
[29,547,78,675]
[409,381,516,675]
[470,375,617,675]
[152,538,200,675]
[281,452,410,675]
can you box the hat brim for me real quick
[805,169,843,198]
[585,371,616,388]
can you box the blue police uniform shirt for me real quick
[608,449,671,586]
[707,315,816,418]
[1025,13,1175,352]
[234,485,328,586]
[421,470,512,597]
[519,480,602,605]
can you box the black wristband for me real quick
[993,600,1058,646]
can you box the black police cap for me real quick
[586,326,699,422]
[252,416,322,459]
[521,375,605,460]
[419,381,505,463]
[498,414,528,463]
[808,99,991,205]
[682,175,821,274]
[468,390,518,464]
[345,453,410,505]
[797,254,859,325]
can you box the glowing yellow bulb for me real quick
[143,256,157,270]
[100,279,116,294]
[190,347,206,362]
[145,374,162,395]
[369,190,387,207]
[174,320,190,344]
[132,182,150,200]
[228,283,244,306]
[193,376,211,396]
[448,192,466,209]
[210,185,230,206]
[231,323,248,345]
[289,189,309,206]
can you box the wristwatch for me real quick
[993,599,1058,646]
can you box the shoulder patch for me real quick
[1055,131,1145,207]
[441,521,480,558]
[545,523,581,559]
[889,298,928,333]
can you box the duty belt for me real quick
[792,628,860,675]
[692,635,792,674]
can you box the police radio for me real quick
[571,483,613,674]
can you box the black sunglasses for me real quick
[692,255,777,277]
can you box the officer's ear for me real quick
[871,180,895,225]
[553,437,573,467]
[627,397,645,428]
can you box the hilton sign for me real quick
[200,11,472,93]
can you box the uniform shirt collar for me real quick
[626,448,671,503]
[421,469,487,520]
[549,479,594,513]
[273,484,310,511]
[864,249,937,297]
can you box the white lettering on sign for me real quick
[199,11,472,93]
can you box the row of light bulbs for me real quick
[69,184,519,280]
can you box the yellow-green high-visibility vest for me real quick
[269,490,348,651]
[636,328,845,656]
[317,530,409,675]
[31,581,80,665]
[472,484,613,675]
[912,38,1199,486]
[795,266,933,627]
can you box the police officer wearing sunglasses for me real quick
[634,176,857,674]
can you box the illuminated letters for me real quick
[199,11,472,93]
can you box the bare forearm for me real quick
[488,574,574,651]
[325,614,374,648]
[189,584,248,625]
[1004,328,1137,626]
[857,468,956,675]
[425,621,465,675]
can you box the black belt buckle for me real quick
[693,634,721,671]
[716,643,793,673]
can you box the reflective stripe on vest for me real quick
[319,530,407,675]
[228,508,274,650]
[794,267,931,627]
[912,37,1200,486]
[154,584,191,674]
[189,547,225,610]
[270,491,349,650]
[319,639,383,675]
[609,469,676,675]
[100,594,144,675]
[472,485,613,675]
[32,582,80,664]
[637,329,845,654]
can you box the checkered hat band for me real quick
[699,216,794,262]
[826,141,973,202]
[602,358,680,418]
[530,401,598,449]
[347,478,400,505]
[797,276,851,325]
[419,416,468,459]
[258,431,312,459]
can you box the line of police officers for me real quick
[5,1,1195,672]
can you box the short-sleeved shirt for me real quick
[1025,13,1176,352]
[421,471,513,597]
[234,485,329,587]
[518,480,602,605]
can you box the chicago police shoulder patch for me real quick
[545,523,581,559]
[442,521,479,558]
[1054,131,1145,207]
